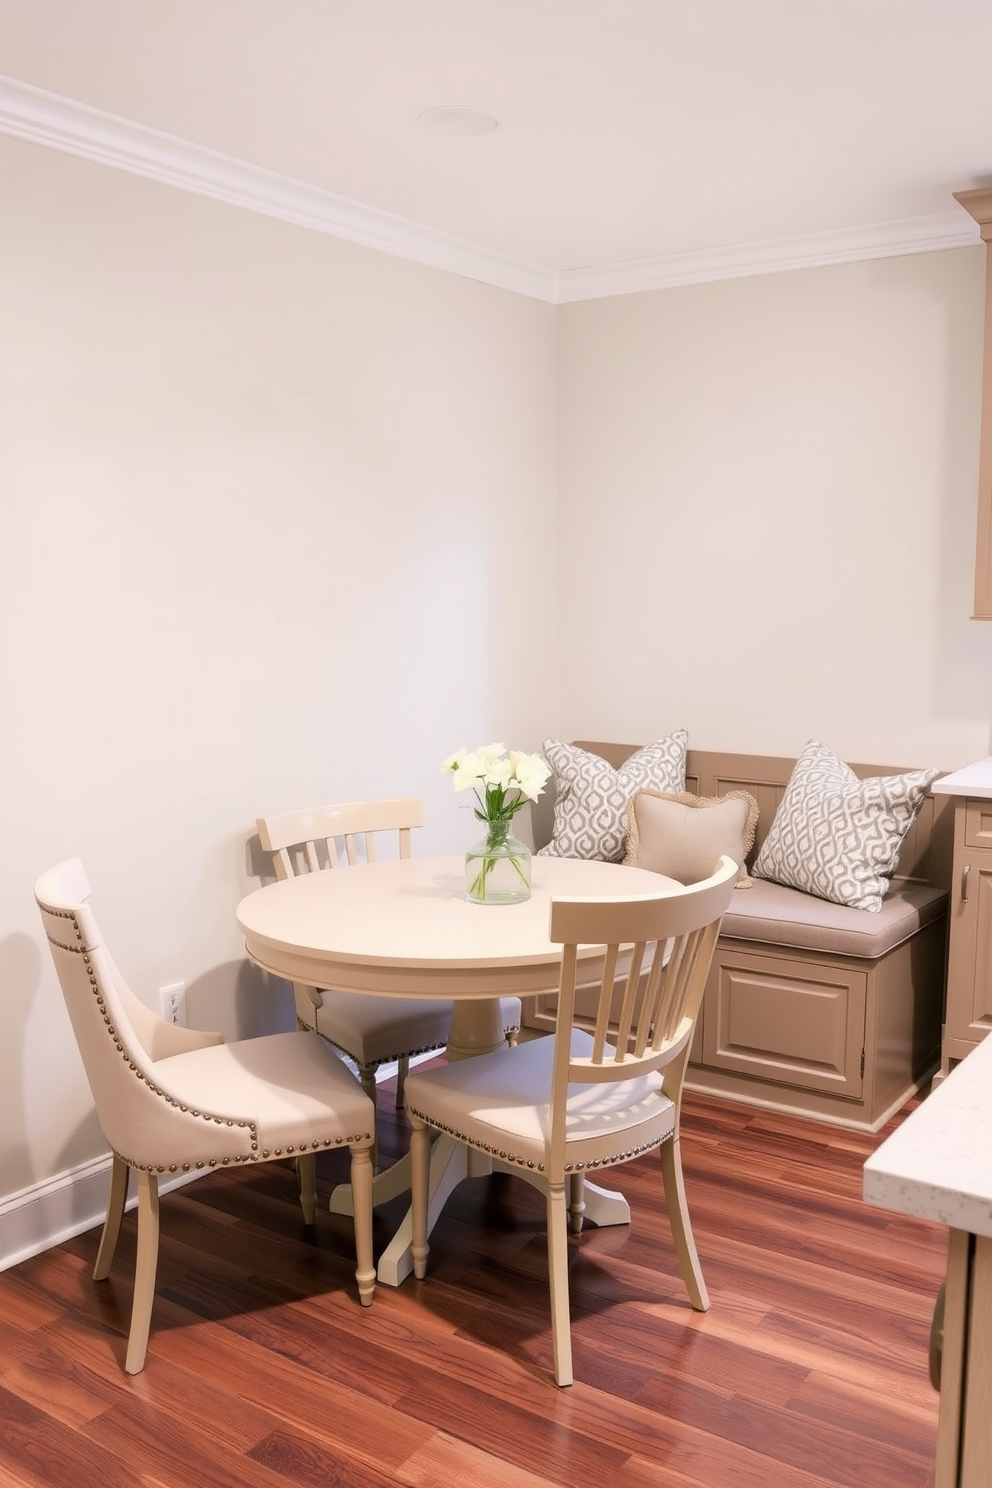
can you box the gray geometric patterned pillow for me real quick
[751,739,939,912]
[536,733,688,862]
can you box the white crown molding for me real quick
[0,73,556,302]
[556,211,981,302]
[0,73,981,306]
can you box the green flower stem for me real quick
[474,785,526,826]
[468,849,530,901]
[467,805,531,902]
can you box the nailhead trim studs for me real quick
[40,901,374,1174]
[405,1104,668,1174]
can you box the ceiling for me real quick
[1,0,990,300]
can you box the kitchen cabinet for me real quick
[865,1032,992,1486]
[931,761,992,1077]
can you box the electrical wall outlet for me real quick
[160,981,186,1027]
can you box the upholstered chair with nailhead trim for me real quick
[256,798,521,1168]
[405,856,738,1387]
[35,858,377,1375]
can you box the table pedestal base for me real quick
[492,1160,631,1229]
[327,1000,632,1286]
[328,997,509,1223]
[362,1135,631,1288]
[329,1152,412,1216]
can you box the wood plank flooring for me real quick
[0,1085,946,1488]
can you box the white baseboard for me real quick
[0,1060,424,1273]
[0,1155,196,1273]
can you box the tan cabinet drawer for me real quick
[964,800,992,850]
[945,852,992,1040]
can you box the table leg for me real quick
[329,1151,412,1216]
[377,1134,493,1286]
[445,996,507,1061]
[376,1155,631,1287]
[491,1161,631,1227]
[365,990,632,1283]
[329,996,509,1224]
[374,997,519,1284]
[577,1180,631,1227]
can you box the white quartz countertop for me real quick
[864,1034,992,1237]
[930,757,992,798]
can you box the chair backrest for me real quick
[34,859,231,1169]
[257,798,423,880]
[546,856,738,1171]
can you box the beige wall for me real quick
[0,135,558,1231]
[557,249,992,766]
[5,130,992,1264]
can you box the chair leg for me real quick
[357,1064,380,1171]
[124,1170,160,1375]
[546,1179,574,1387]
[350,1141,376,1308]
[567,1173,586,1235]
[409,1114,432,1280]
[357,1062,377,1106]
[395,1054,410,1108]
[93,1153,130,1281]
[660,1134,709,1311]
[297,1153,317,1225]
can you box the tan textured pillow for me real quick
[624,788,759,888]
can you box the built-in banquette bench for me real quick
[522,743,953,1133]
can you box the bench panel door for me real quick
[699,947,868,1099]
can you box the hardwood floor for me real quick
[0,1084,946,1488]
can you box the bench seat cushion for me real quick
[719,879,947,959]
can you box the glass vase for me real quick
[465,819,532,905]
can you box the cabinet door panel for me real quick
[948,854,992,1038]
[973,864,992,1030]
[701,949,867,1098]
[960,1236,992,1485]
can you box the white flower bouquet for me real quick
[442,742,551,903]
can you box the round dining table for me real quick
[236,852,678,1284]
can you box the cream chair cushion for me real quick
[305,991,455,1066]
[405,1030,676,1168]
[153,1032,376,1164]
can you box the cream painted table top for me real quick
[236,853,680,1282]
[237,853,676,1057]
